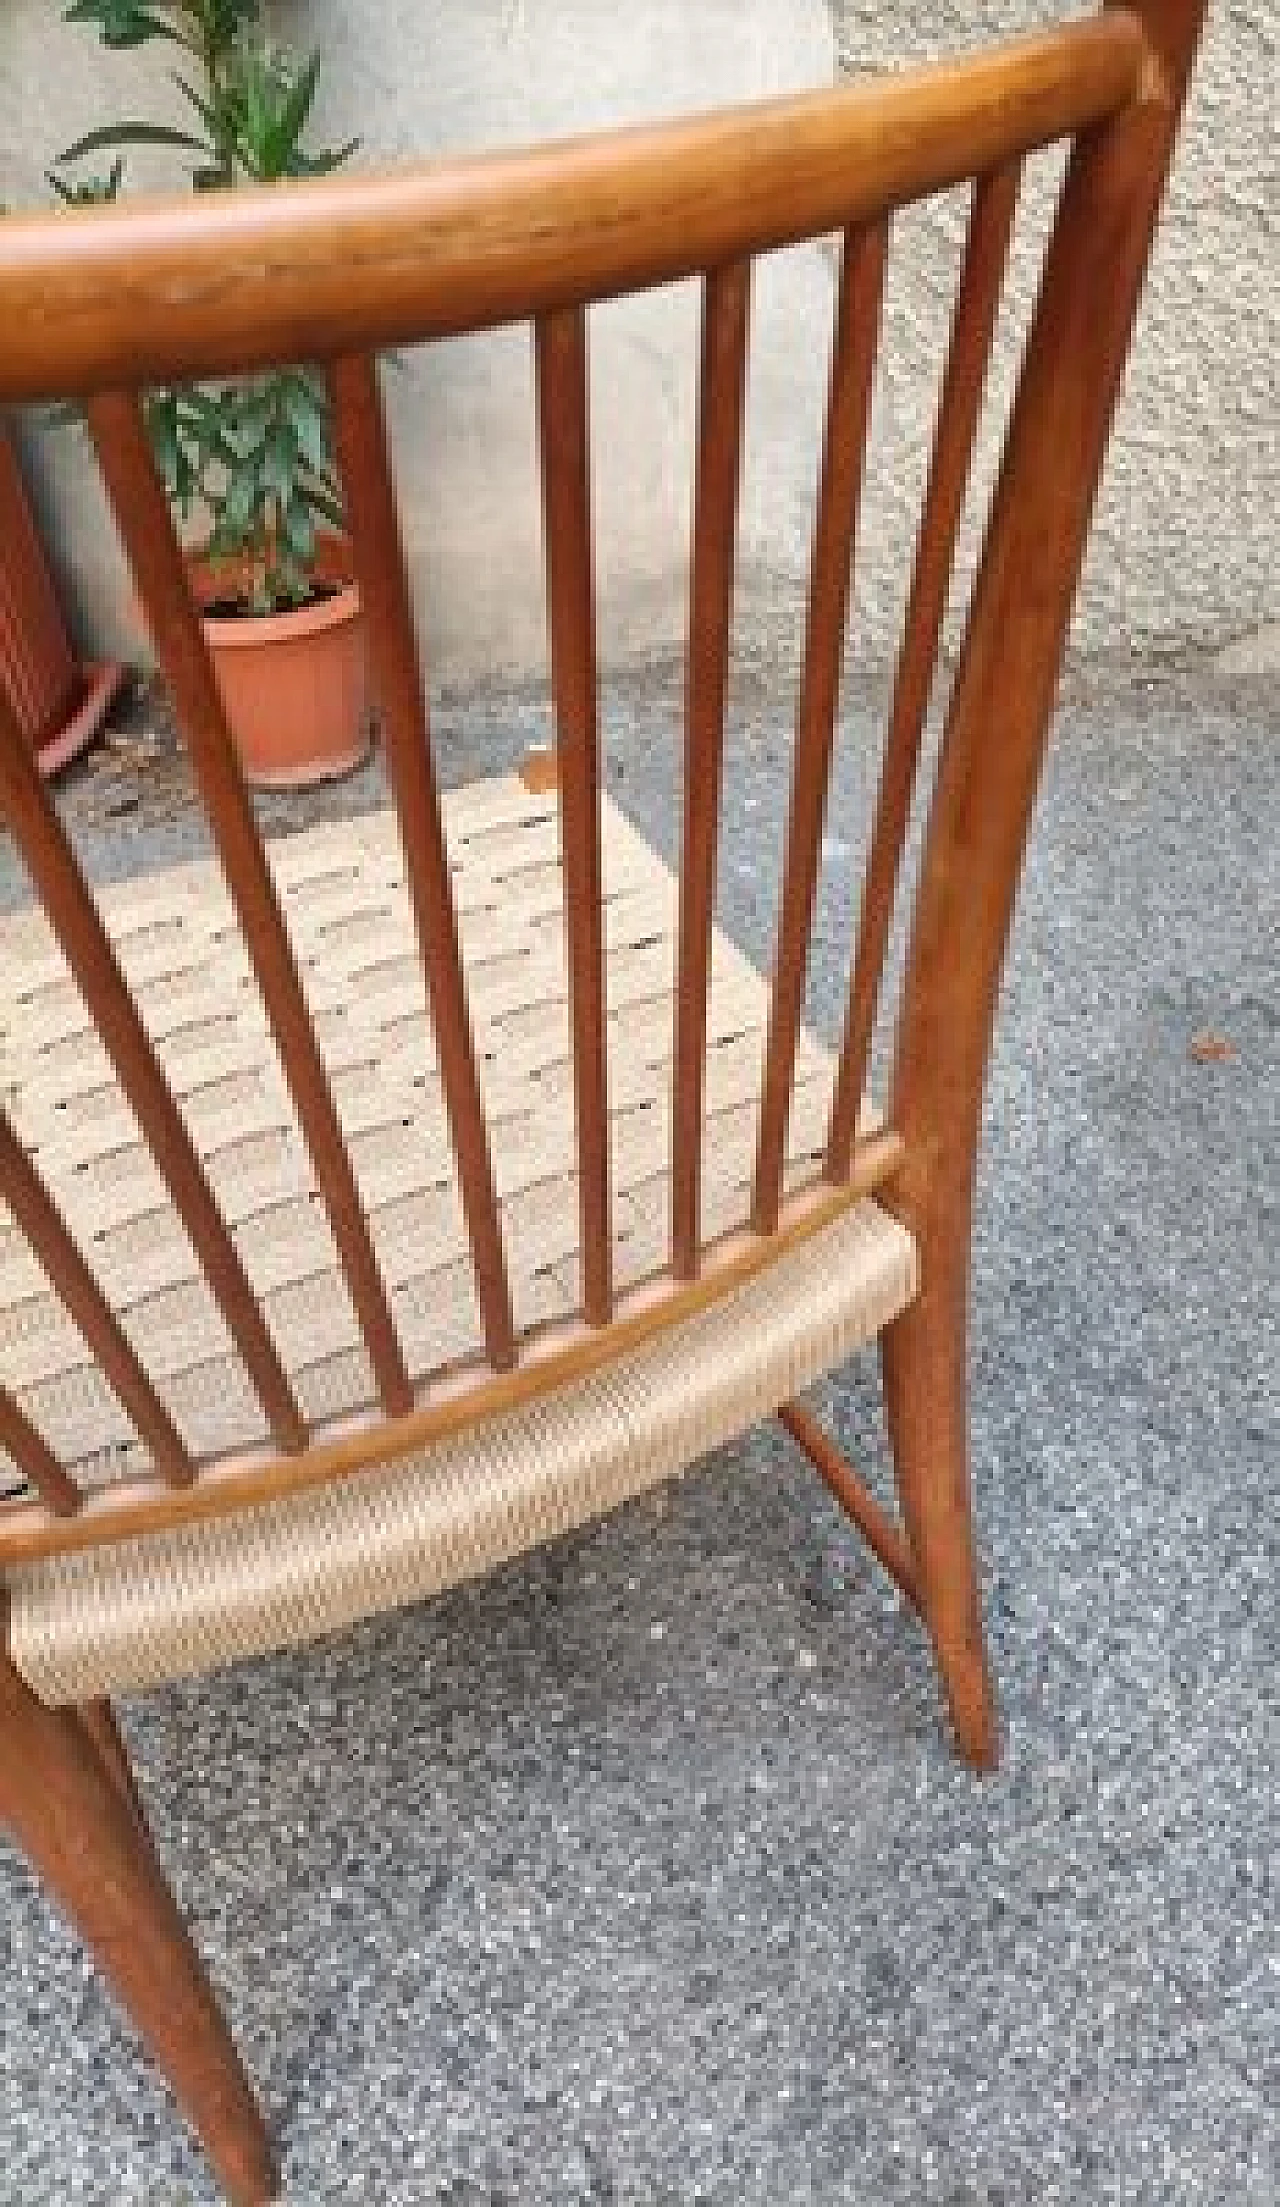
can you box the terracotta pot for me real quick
[185,532,371,789]
[0,423,125,776]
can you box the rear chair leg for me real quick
[880,1265,998,1769]
[0,1636,277,2205]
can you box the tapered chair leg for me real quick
[0,1638,278,2206]
[880,1255,998,1769]
[871,0,1211,1768]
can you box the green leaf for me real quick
[281,495,314,569]
[47,157,125,205]
[261,420,297,500]
[273,50,319,167]
[207,1,261,63]
[64,2,190,53]
[59,120,209,163]
[170,70,222,141]
[293,401,327,475]
[278,373,328,470]
[230,383,275,450]
[233,46,274,178]
[214,420,246,463]
[145,392,182,488]
[221,456,260,537]
[300,477,346,534]
[171,384,217,431]
[288,137,360,181]
[172,443,196,515]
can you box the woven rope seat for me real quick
[2,774,916,1705]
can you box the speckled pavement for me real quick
[2,657,1276,2202]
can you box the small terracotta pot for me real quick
[185,533,371,789]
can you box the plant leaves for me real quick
[232,383,275,450]
[59,119,209,162]
[274,50,320,170]
[301,478,346,534]
[170,71,222,141]
[145,391,182,488]
[288,137,360,180]
[46,157,125,204]
[285,381,327,472]
[221,457,260,536]
[281,495,314,568]
[262,420,297,500]
[63,1,191,53]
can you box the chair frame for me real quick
[0,5,1207,2197]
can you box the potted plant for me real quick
[52,0,370,786]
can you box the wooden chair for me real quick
[0,5,1206,2197]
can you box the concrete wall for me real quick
[1,1,1274,687]
[829,0,1277,677]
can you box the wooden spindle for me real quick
[0,1110,191,1486]
[672,257,751,1279]
[751,217,889,1233]
[825,160,1021,1178]
[87,390,412,1415]
[534,308,612,1325]
[1,696,306,1450]
[0,1385,82,1516]
[328,354,517,1367]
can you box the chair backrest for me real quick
[0,2,1205,1567]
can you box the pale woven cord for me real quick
[1,778,860,1479]
[2,774,913,1704]
[6,1199,916,1705]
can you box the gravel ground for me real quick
[2,654,1276,2203]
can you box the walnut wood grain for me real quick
[87,390,412,1417]
[534,309,612,1324]
[329,353,517,1369]
[879,0,1209,1766]
[673,258,751,1279]
[0,1109,191,1487]
[1,694,306,1450]
[751,217,888,1232]
[825,159,1021,1179]
[0,17,1147,400]
[0,1384,82,1516]
[0,1621,277,2204]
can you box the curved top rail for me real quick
[0,14,1149,401]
